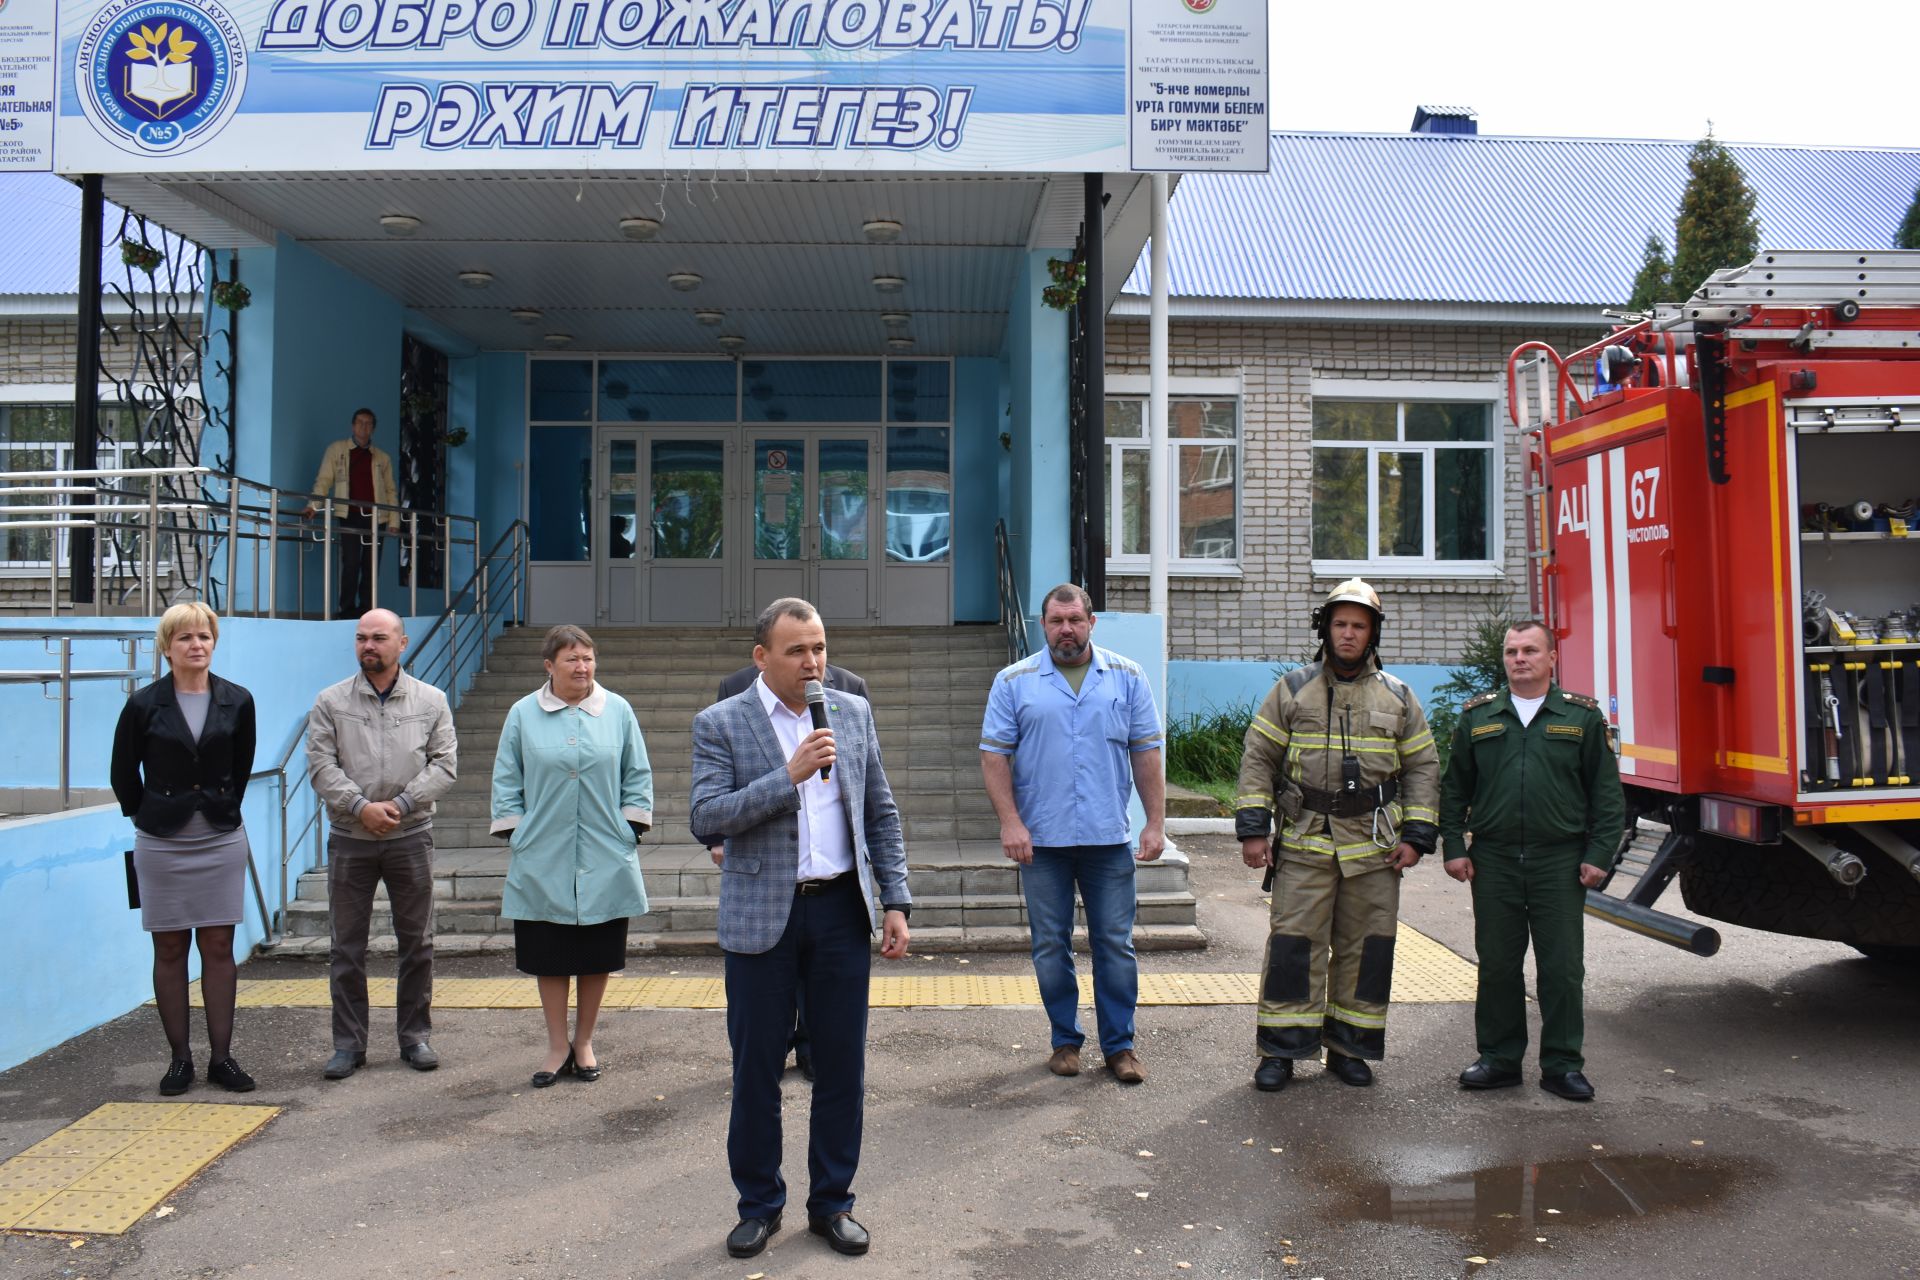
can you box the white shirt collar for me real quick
[754,672,809,720]
[536,680,606,716]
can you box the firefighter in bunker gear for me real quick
[1235,579,1440,1090]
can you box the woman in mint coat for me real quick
[490,625,653,1087]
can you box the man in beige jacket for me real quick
[307,609,457,1079]
[305,408,399,618]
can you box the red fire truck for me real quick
[1507,249,1920,963]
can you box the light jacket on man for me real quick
[307,669,458,837]
[311,439,400,530]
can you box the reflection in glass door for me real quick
[599,429,731,625]
[746,432,879,626]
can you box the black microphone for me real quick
[804,679,832,782]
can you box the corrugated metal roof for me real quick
[0,174,87,296]
[1122,132,1920,306]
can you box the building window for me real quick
[1310,397,1496,569]
[0,404,142,571]
[1104,396,1240,569]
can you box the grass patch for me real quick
[1166,702,1256,804]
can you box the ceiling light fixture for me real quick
[694,309,726,326]
[619,217,662,241]
[862,219,903,243]
[543,332,573,347]
[667,272,703,292]
[717,334,746,352]
[871,274,906,293]
[886,336,915,351]
[511,308,543,324]
[880,312,911,327]
[379,214,422,237]
[457,270,494,289]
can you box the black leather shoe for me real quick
[400,1042,439,1071]
[571,1045,601,1083]
[1326,1054,1374,1087]
[323,1050,366,1081]
[1540,1071,1596,1102]
[532,1051,575,1089]
[726,1213,781,1258]
[159,1059,194,1096]
[207,1058,256,1092]
[1458,1060,1522,1090]
[809,1212,871,1256]
[1253,1057,1293,1092]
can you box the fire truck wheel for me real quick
[1852,945,1920,967]
[1678,833,1920,947]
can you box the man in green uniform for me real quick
[1439,619,1624,1102]
[1235,579,1440,1092]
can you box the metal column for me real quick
[1083,172,1107,612]
[70,176,105,608]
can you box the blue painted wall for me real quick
[1001,251,1071,625]
[952,356,1000,623]
[474,353,528,594]
[1090,611,1166,842]
[1166,659,1458,724]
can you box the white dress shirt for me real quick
[755,674,854,880]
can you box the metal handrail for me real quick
[0,626,158,807]
[0,464,481,621]
[993,518,1030,664]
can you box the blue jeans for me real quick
[1022,843,1138,1056]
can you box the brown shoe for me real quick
[1107,1050,1146,1084]
[1047,1046,1082,1076]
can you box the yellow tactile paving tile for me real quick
[1390,920,1481,1003]
[0,1103,278,1236]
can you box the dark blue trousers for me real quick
[724,876,871,1220]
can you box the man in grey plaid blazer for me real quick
[690,598,911,1261]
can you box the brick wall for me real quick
[0,318,81,386]
[1104,317,1607,666]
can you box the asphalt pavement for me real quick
[3,833,1917,1279]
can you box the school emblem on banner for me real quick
[75,0,246,155]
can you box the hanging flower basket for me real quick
[442,426,470,448]
[1042,255,1086,311]
[210,279,252,311]
[120,240,165,272]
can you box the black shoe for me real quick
[1253,1057,1293,1092]
[809,1213,871,1256]
[207,1058,256,1093]
[159,1059,194,1096]
[793,1048,815,1083]
[1540,1071,1595,1102]
[726,1213,782,1258]
[400,1042,439,1071]
[323,1050,366,1081]
[1458,1060,1522,1090]
[1326,1054,1374,1087]
[532,1050,575,1089]
[571,1045,601,1083]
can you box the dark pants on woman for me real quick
[724,874,871,1221]
[328,828,435,1053]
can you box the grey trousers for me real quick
[328,827,435,1052]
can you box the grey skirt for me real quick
[133,812,250,932]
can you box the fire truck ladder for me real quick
[1662,249,1920,339]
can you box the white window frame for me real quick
[0,396,152,576]
[1309,379,1504,580]
[1104,373,1244,577]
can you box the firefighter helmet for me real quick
[1311,577,1384,659]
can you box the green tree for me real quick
[1625,231,1674,312]
[1425,604,1514,771]
[1670,128,1760,301]
[1897,183,1920,250]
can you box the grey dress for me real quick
[132,690,252,932]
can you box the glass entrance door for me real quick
[745,431,880,626]
[599,429,731,625]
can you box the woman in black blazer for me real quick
[111,603,259,1096]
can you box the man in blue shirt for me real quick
[980,584,1165,1084]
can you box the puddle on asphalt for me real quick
[1336,1153,1756,1258]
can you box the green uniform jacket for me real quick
[1438,685,1625,868]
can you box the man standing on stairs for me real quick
[980,583,1166,1085]
[1234,578,1440,1094]
[691,598,911,1260]
[701,659,870,1083]
[307,609,458,1080]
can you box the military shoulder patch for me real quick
[1560,690,1602,711]
[1462,691,1499,710]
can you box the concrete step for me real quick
[263,922,1207,959]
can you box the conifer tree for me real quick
[1671,128,1760,300]
[1898,183,1920,250]
[1626,232,1673,312]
